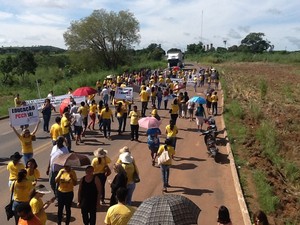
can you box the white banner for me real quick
[9,104,39,126]
[115,87,133,100]
[25,94,86,110]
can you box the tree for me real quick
[14,51,37,81]
[0,56,16,84]
[64,9,140,69]
[240,32,271,53]
[186,42,204,54]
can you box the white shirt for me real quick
[101,88,109,96]
[50,145,69,171]
[73,113,83,126]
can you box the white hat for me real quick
[94,148,108,158]
[119,152,133,164]
[36,185,51,194]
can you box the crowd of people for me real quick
[7,67,270,225]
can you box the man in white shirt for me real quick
[101,86,109,105]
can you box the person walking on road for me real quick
[41,98,56,133]
[7,152,25,187]
[169,98,179,125]
[128,105,141,141]
[108,163,127,206]
[79,101,89,137]
[11,121,40,165]
[61,112,72,152]
[157,139,175,192]
[26,158,40,186]
[104,187,135,225]
[77,166,101,225]
[55,165,77,225]
[16,202,42,225]
[195,104,206,131]
[100,104,114,139]
[91,148,112,205]
[50,117,62,146]
[140,86,149,117]
[116,102,125,135]
[87,100,97,130]
[165,119,178,150]
[211,91,219,116]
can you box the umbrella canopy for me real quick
[138,117,162,129]
[189,96,206,105]
[59,98,71,115]
[128,194,201,225]
[72,86,97,96]
[53,153,91,167]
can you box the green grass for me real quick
[253,170,280,213]
[226,99,245,120]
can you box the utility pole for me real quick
[200,10,203,43]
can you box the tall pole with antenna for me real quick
[200,10,203,44]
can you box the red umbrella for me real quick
[138,117,162,129]
[60,98,71,115]
[72,86,97,96]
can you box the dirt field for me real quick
[219,62,300,225]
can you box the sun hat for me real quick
[94,148,108,158]
[119,146,130,154]
[10,152,23,161]
[119,152,133,164]
[35,184,51,194]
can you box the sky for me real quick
[0,0,299,52]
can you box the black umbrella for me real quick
[128,194,201,225]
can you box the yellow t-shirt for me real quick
[90,104,97,113]
[56,169,77,193]
[105,204,136,225]
[165,124,178,137]
[211,94,218,103]
[121,163,135,184]
[26,168,40,184]
[19,135,33,154]
[97,106,104,115]
[170,104,179,114]
[50,123,62,141]
[7,161,25,180]
[129,110,140,125]
[91,156,111,174]
[157,145,175,165]
[101,108,113,119]
[14,97,22,107]
[30,197,47,225]
[61,116,70,135]
[140,90,149,102]
[116,107,125,118]
[151,91,156,97]
[13,180,33,202]
[79,105,89,117]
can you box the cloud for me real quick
[266,8,282,15]
[16,12,67,26]
[238,26,250,33]
[0,11,13,20]
[285,36,300,49]
[228,29,241,39]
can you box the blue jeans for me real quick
[23,153,33,165]
[160,164,170,188]
[157,97,162,109]
[103,94,109,105]
[117,117,124,133]
[126,182,136,205]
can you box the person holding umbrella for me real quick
[91,148,112,205]
[55,165,77,225]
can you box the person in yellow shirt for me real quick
[61,112,72,152]
[7,152,25,187]
[115,102,125,135]
[14,93,22,107]
[96,80,102,96]
[79,101,89,137]
[211,91,219,116]
[50,117,62,145]
[100,104,114,139]
[157,139,175,192]
[169,98,179,125]
[11,121,40,164]
[29,185,52,225]
[139,86,149,117]
[87,100,97,130]
[12,169,34,224]
[128,105,141,141]
[91,148,111,204]
[104,187,135,225]
[26,158,40,186]
[165,119,178,150]
[55,165,77,225]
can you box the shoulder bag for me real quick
[157,145,170,165]
[5,181,15,221]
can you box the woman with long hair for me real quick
[169,98,179,125]
[116,102,125,135]
[165,119,178,150]
[217,205,232,225]
[41,98,56,132]
[26,158,40,186]
[109,163,127,206]
[97,100,104,131]
[87,100,97,130]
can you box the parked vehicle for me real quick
[167,48,184,68]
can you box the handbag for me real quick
[5,182,15,221]
[133,171,140,183]
[157,146,170,165]
[104,158,111,177]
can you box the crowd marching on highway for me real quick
[6,67,270,225]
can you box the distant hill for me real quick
[0,46,66,54]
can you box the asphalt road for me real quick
[0,64,246,225]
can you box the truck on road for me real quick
[167,48,184,69]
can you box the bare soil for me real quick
[220,62,300,225]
